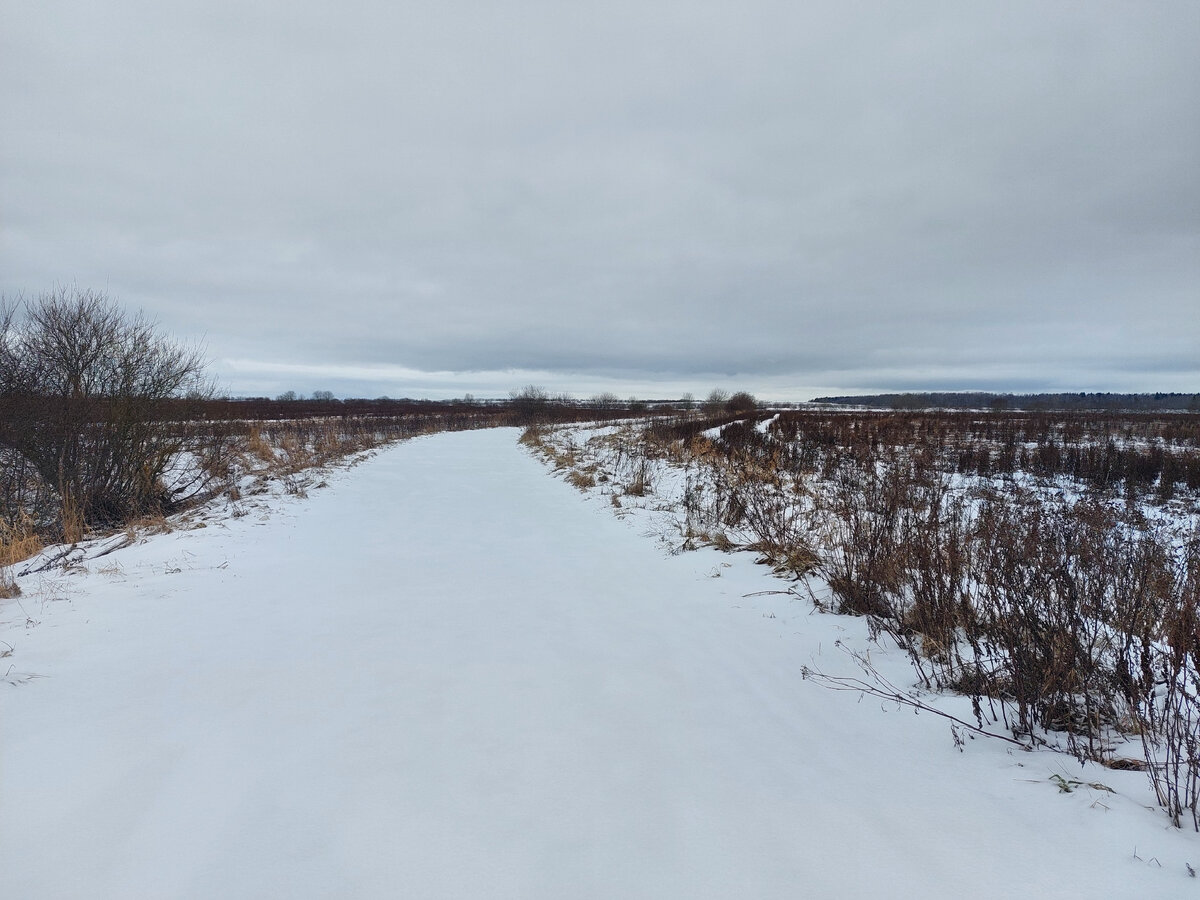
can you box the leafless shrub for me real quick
[602,406,1200,827]
[726,391,758,414]
[509,385,551,425]
[813,455,912,619]
[1124,536,1200,829]
[893,483,983,691]
[0,288,211,534]
[702,388,730,415]
[727,454,816,577]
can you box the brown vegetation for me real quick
[0,288,210,535]
[601,406,1200,829]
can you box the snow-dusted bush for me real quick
[563,407,1200,829]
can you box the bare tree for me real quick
[509,384,550,425]
[0,288,211,533]
[703,388,729,415]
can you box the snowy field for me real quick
[1,428,1196,898]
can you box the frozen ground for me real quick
[1,428,1196,898]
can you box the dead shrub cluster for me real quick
[0,290,211,539]
[613,407,1200,829]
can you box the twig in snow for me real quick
[800,640,1031,749]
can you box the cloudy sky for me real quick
[2,2,1197,400]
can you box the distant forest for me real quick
[811,392,1200,411]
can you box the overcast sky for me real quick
[2,2,1197,400]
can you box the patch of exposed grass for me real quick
[566,469,596,490]
[1,514,43,595]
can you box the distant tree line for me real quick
[813,392,1200,412]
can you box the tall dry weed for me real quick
[246,427,276,463]
[0,513,43,598]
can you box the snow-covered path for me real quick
[1,429,1193,898]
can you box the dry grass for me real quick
[246,427,277,463]
[522,427,599,476]
[754,543,820,579]
[566,469,596,491]
[59,494,85,544]
[518,426,546,449]
[0,513,43,598]
[0,513,44,568]
[227,422,391,493]
[707,531,738,552]
[0,574,19,599]
[126,512,173,538]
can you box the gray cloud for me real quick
[2,1,1197,399]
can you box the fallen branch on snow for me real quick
[801,640,1031,749]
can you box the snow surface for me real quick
[1,428,1196,898]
